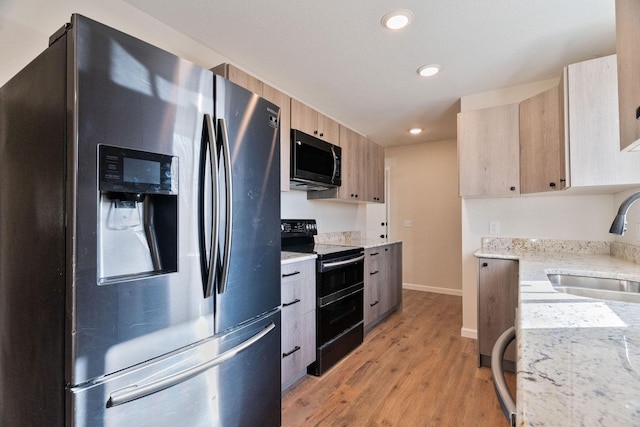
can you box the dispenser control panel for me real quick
[98,145,178,195]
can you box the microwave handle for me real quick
[331,145,338,183]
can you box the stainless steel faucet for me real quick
[610,192,640,235]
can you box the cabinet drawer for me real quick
[281,260,315,285]
[281,277,315,323]
[281,311,315,385]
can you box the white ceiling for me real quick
[124,0,616,147]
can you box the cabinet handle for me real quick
[370,252,379,256]
[385,248,388,252]
[636,106,640,120]
[380,234,385,238]
[560,178,566,183]
[319,132,324,137]
[549,182,556,187]
[370,270,379,275]
[482,262,488,267]
[282,298,301,307]
[282,346,301,358]
[510,186,516,191]
[314,130,319,135]
[370,300,379,307]
[282,271,301,278]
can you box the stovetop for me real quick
[281,219,363,260]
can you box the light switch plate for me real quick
[489,220,500,235]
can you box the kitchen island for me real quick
[477,238,640,426]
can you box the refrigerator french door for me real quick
[0,14,281,426]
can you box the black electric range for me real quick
[281,219,365,376]
[280,219,363,260]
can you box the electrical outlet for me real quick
[489,220,500,235]
[403,219,412,228]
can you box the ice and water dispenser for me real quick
[97,145,178,282]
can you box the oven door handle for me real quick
[491,326,516,427]
[320,254,365,272]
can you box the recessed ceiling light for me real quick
[409,128,422,135]
[381,10,413,30]
[417,64,440,77]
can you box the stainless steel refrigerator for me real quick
[0,14,281,426]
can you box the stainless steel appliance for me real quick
[281,219,364,375]
[289,129,342,191]
[0,14,281,426]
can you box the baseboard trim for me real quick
[402,283,462,297]
[460,327,477,340]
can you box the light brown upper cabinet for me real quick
[519,85,566,194]
[615,0,640,151]
[565,55,640,187]
[290,99,339,145]
[365,139,385,203]
[212,63,292,192]
[457,104,520,197]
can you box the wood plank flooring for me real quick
[281,289,516,427]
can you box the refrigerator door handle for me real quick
[217,118,233,294]
[199,114,219,298]
[107,322,276,408]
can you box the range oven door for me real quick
[317,286,364,345]
[491,326,517,427]
[317,253,365,299]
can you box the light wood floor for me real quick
[281,289,516,427]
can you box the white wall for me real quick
[281,190,365,233]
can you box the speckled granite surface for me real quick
[476,239,640,426]
[315,231,401,249]
[280,251,316,264]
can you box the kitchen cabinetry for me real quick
[290,98,339,145]
[615,0,640,151]
[280,259,316,390]
[365,139,385,202]
[477,257,518,371]
[457,104,520,197]
[212,63,292,192]
[308,126,385,203]
[364,243,403,331]
[519,84,566,193]
[564,54,640,187]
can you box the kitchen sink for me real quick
[547,274,640,304]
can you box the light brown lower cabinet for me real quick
[477,257,518,372]
[364,243,403,331]
[281,259,316,390]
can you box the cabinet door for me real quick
[317,112,340,145]
[458,104,520,197]
[338,126,365,201]
[567,54,640,186]
[387,243,403,310]
[290,98,318,137]
[477,258,518,368]
[262,83,291,192]
[365,139,385,203]
[520,85,566,193]
[616,0,640,151]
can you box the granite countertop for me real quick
[341,238,402,249]
[476,243,640,426]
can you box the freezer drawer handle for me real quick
[491,326,516,427]
[107,322,276,408]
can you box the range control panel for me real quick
[281,219,318,237]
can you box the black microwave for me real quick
[290,129,341,191]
